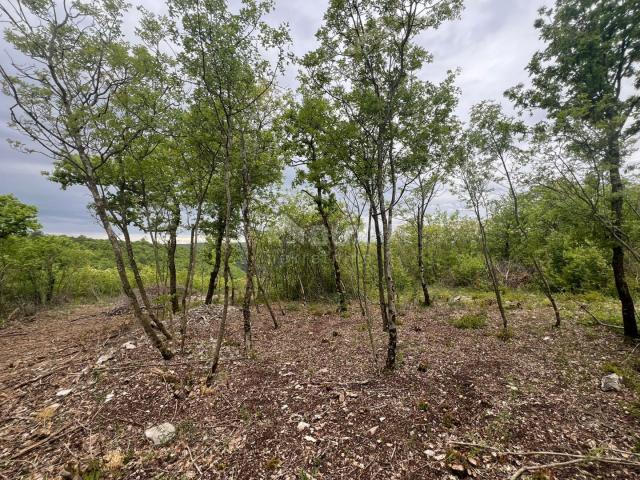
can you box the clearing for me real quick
[1,298,639,479]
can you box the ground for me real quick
[1,294,639,479]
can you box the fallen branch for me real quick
[579,304,624,330]
[0,331,27,338]
[12,364,70,389]
[11,424,82,459]
[448,441,640,479]
[510,458,586,479]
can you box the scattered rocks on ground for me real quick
[95,351,114,366]
[449,295,472,304]
[601,373,623,392]
[144,422,176,446]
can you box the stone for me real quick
[601,373,623,392]
[96,351,114,366]
[449,295,472,304]
[368,425,379,435]
[145,422,176,446]
[424,449,435,457]
[304,435,317,443]
[297,421,310,432]
[56,388,73,397]
[121,341,136,350]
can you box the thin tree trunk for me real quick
[376,136,398,370]
[240,130,255,356]
[120,222,172,341]
[205,218,225,305]
[208,119,234,384]
[313,185,347,313]
[167,202,180,314]
[369,200,389,331]
[180,180,214,352]
[257,275,278,329]
[498,153,559,326]
[86,177,172,359]
[608,138,638,338]
[416,210,431,306]
[355,211,378,367]
[474,208,508,330]
[298,275,306,305]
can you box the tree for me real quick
[400,76,459,306]
[455,131,508,331]
[282,94,348,313]
[470,101,562,327]
[508,0,640,337]
[170,0,290,378]
[303,0,463,369]
[0,194,40,239]
[0,0,173,358]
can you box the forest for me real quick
[0,0,639,478]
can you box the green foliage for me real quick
[450,312,487,329]
[0,194,40,239]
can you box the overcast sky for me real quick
[0,0,545,238]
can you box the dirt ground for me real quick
[1,298,639,479]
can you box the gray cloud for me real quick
[0,0,547,236]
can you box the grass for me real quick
[602,361,640,394]
[450,311,487,329]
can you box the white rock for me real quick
[96,351,114,365]
[424,449,435,457]
[297,421,310,432]
[601,373,623,392]
[145,422,176,446]
[104,392,114,403]
[317,368,329,374]
[56,388,73,397]
[368,425,379,435]
[304,435,317,443]
[121,341,136,350]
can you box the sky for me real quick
[0,0,545,238]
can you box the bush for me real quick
[450,254,486,288]
[557,245,609,292]
[450,311,487,329]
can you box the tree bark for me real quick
[608,137,638,338]
[369,200,389,331]
[241,131,255,356]
[167,202,180,314]
[416,210,431,306]
[205,218,225,304]
[376,134,398,370]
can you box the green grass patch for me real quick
[450,311,487,329]
[602,361,640,394]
